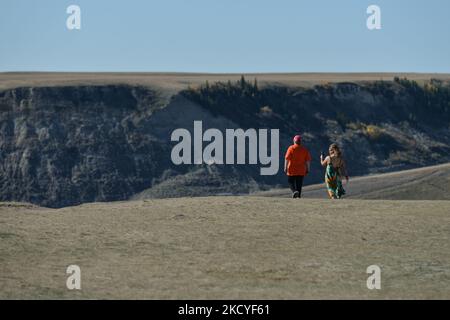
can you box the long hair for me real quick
[329,143,342,157]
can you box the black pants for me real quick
[288,176,305,196]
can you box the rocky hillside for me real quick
[1,77,450,207]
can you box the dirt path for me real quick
[257,162,450,200]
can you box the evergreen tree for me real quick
[253,78,258,93]
[227,80,232,95]
[240,75,246,90]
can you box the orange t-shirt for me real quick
[285,144,312,176]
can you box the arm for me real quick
[320,155,330,167]
[341,160,349,181]
[306,161,311,174]
[284,147,292,174]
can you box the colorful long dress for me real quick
[325,164,346,199]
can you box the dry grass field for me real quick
[2,72,450,92]
[1,194,449,299]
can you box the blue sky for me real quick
[1,0,449,73]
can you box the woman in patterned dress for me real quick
[320,143,349,199]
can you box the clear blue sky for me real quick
[1,0,449,73]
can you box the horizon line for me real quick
[2,71,450,75]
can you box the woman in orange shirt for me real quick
[284,135,312,198]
